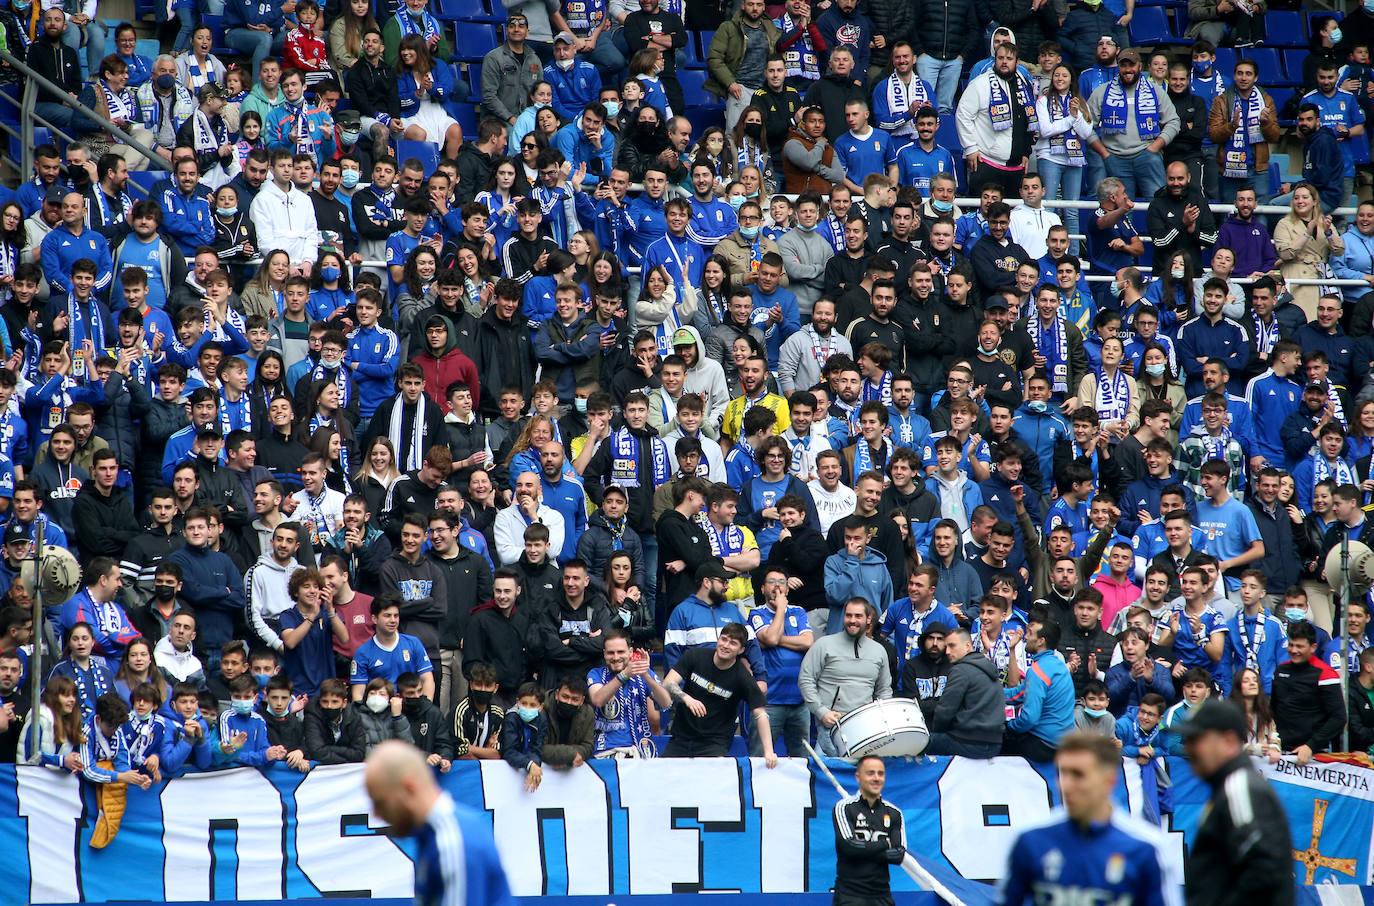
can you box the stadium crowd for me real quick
[0,0,1374,830]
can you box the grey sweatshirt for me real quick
[776,227,833,317]
[1087,80,1180,157]
[798,631,892,720]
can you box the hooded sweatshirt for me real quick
[822,547,894,634]
[930,650,1006,745]
[675,324,730,428]
[927,471,980,533]
[246,554,305,651]
[797,630,892,719]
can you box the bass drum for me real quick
[829,699,930,759]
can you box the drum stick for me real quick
[801,740,968,906]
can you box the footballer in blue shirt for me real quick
[366,740,516,906]
[998,732,1182,906]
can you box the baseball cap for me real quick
[3,523,28,545]
[671,327,696,347]
[196,424,224,440]
[554,30,577,44]
[983,297,1010,311]
[1304,381,1329,394]
[197,82,227,102]
[1117,49,1141,64]
[44,185,66,205]
[694,559,733,583]
[917,622,953,646]
[1175,700,1248,739]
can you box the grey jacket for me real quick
[480,43,546,123]
[930,651,1006,745]
[798,631,892,720]
[776,227,833,316]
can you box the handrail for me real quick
[0,47,170,177]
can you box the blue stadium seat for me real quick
[135,0,158,18]
[446,100,478,136]
[683,36,707,69]
[466,64,482,103]
[200,14,237,58]
[678,69,718,108]
[1282,48,1309,84]
[456,23,500,61]
[396,139,441,177]
[434,0,502,21]
[135,38,161,61]
[128,170,162,199]
[683,106,724,135]
[1128,7,1174,44]
[1212,47,1237,77]
[697,30,716,63]
[0,84,19,126]
[1266,11,1306,47]
[1268,86,1296,123]
[1246,48,1284,84]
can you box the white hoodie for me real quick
[675,325,730,431]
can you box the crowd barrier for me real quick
[2,753,1373,906]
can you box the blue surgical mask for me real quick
[231,699,254,715]
[574,396,588,412]
[1083,707,1109,719]
[739,224,759,239]
[133,709,154,723]
[1331,27,1344,44]
[604,101,620,117]
[254,672,272,688]
[517,706,540,722]
[728,194,746,210]
[340,170,360,189]
[216,206,237,217]
[1145,362,1166,377]
[1285,608,1308,623]
[932,199,953,213]
[321,265,342,282]
[268,703,290,718]
[1027,399,1048,413]
[1109,281,1123,298]
[796,222,816,232]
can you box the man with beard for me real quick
[1165,62,1209,191]
[1146,161,1217,271]
[1086,49,1178,200]
[1280,104,1344,214]
[901,623,951,721]
[1206,58,1279,207]
[955,42,1035,195]
[779,297,852,395]
[799,596,891,756]
[28,9,83,134]
[1214,186,1277,281]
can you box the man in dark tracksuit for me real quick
[1178,701,1294,906]
[832,754,907,906]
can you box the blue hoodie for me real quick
[347,323,401,418]
[1117,473,1197,536]
[167,543,246,648]
[1012,402,1071,496]
[553,117,614,187]
[217,705,270,765]
[823,547,894,633]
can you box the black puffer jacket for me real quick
[912,0,980,62]
[861,0,913,71]
[476,307,535,418]
[96,370,152,477]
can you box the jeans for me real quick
[173,6,198,54]
[226,26,284,73]
[1080,152,1106,203]
[641,533,658,615]
[1105,151,1166,200]
[925,731,1000,758]
[749,701,810,757]
[1038,158,1084,256]
[584,29,626,80]
[35,101,74,131]
[199,0,226,14]
[917,55,962,115]
[815,723,843,757]
[62,19,107,74]
[1220,172,1271,207]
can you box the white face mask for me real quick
[366,694,389,713]
[1170,267,1185,279]
[556,57,574,70]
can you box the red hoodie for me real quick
[415,347,480,414]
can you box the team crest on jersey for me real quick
[403,650,411,661]
[1105,853,1125,884]
[999,349,1017,366]
[1042,848,1064,882]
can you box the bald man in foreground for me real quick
[365,740,517,906]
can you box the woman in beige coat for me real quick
[1274,182,1344,320]
[1077,335,1140,440]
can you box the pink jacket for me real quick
[1091,574,1142,631]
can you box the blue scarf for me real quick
[1223,89,1264,179]
[1046,94,1084,165]
[1028,315,1069,394]
[396,7,442,43]
[68,292,105,379]
[853,436,889,476]
[609,427,670,489]
[220,390,252,436]
[987,70,1037,133]
[861,372,891,406]
[1094,368,1131,425]
[309,360,353,408]
[309,414,351,477]
[1100,78,1161,138]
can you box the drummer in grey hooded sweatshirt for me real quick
[799,596,892,757]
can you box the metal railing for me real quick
[0,48,168,177]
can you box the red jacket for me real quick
[414,347,479,414]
